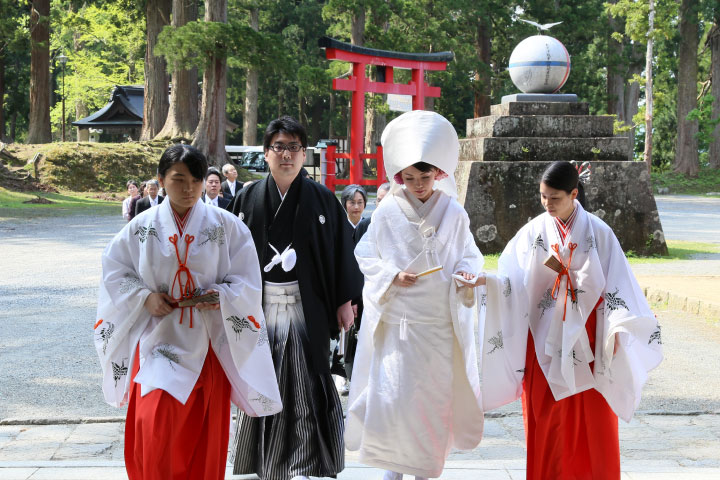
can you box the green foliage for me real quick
[48,2,146,138]
[651,164,720,194]
[625,239,720,262]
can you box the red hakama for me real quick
[522,300,620,480]
[125,346,231,480]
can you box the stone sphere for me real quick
[508,35,571,93]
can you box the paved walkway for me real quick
[1,412,719,479]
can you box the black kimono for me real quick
[230,173,361,373]
[230,173,362,480]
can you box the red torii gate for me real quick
[318,37,453,191]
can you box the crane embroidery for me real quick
[537,288,556,317]
[605,288,629,311]
[533,233,548,252]
[251,393,276,413]
[112,360,128,387]
[488,330,503,354]
[649,325,662,345]
[119,273,143,294]
[199,224,226,246]
[226,315,259,341]
[152,343,180,370]
[97,322,115,354]
[134,222,158,243]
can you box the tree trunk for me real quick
[76,101,89,141]
[709,23,720,169]
[0,54,6,142]
[27,0,51,144]
[674,0,699,176]
[474,17,491,118]
[606,3,625,119]
[192,0,228,168]
[351,8,365,46]
[156,0,198,141]
[643,0,655,171]
[140,0,171,140]
[624,43,643,161]
[242,8,259,146]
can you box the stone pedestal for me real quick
[456,102,668,256]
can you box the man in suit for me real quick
[221,163,242,201]
[202,167,232,209]
[134,179,164,216]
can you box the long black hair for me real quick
[541,161,587,208]
[157,144,207,181]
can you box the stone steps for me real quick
[491,101,590,116]
[459,136,631,162]
[466,115,615,138]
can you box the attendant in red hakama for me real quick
[477,161,663,479]
[94,145,282,480]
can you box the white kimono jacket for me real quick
[481,200,663,422]
[346,189,484,478]
[94,198,282,417]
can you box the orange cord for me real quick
[550,242,578,322]
[169,233,196,328]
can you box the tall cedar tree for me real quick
[242,7,259,146]
[141,0,171,140]
[674,0,699,176]
[708,17,720,169]
[27,0,51,144]
[192,0,229,167]
[156,0,198,141]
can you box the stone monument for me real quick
[455,26,668,256]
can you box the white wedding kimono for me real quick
[346,189,484,478]
[94,198,282,417]
[480,200,663,422]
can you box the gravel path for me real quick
[0,215,126,420]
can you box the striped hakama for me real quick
[232,281,345,480]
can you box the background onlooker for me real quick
[203,168,231,209]
[337,184,369,395]
[341,184,367,229]
[134,179,164,217]
[122,180,139,222]
[127,181,146,222]
[221,164,242,201]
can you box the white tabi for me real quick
[347,187,484,478]
[480,200,663,422]
[94,198,282,416]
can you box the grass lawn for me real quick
[480,240,718,273]
[0,187,119,218]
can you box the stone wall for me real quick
[456,160,668,256]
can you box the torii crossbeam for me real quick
[318,37,453,190]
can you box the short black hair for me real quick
[205,167,222,181]
[263,115,308,151]
[541,161,587,208]
[126,180,138,189]
[341,184,368,209]
[157,144,207,181]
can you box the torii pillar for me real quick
[319,36,454,191]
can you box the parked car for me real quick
[225,145,267,172]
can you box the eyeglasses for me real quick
[269,143,303,153]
